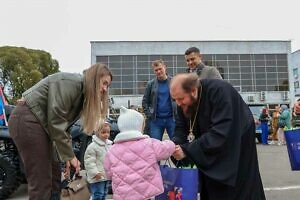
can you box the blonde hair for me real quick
[95,121,110,136]
[151,59,165,68]
[80,63,112,134]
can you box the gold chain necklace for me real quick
[188,82,202,143]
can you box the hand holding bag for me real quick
[61,175,91,200]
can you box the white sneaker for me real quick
[269,141,275,145]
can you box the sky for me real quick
[1,0,300,73]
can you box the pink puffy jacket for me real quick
[104,131,175,200]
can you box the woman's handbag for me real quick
[60,176,91,200]
[284,129,300,170]
[155,160,199,200]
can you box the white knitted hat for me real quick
[117,106,144,132]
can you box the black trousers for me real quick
[8,102,61,200]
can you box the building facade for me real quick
[91,40,293,110]
[290,49,300,99]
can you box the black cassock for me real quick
[173,79,266,200]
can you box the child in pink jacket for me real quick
[104,106,175,200]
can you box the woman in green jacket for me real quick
[8,63,112,200]
[277,104,291,145]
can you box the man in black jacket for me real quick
[142,60,177,140]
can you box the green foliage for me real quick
[0,46,60,103]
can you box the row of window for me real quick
[109,85,288,94]
[111,76,287,84]
[107,60,288,69]
[99,54,288,62]
[96,54,289,95]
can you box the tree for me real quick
[0,46,60,103]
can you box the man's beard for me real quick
[182,95,198,118]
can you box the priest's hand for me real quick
[173,145,186,160]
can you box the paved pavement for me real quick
[7,143,300,200]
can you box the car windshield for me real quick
[249,105,265,119]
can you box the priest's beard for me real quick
[183,95,198,118]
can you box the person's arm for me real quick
[142,81,152,119]
[84,145,101,180]
[280,111,289,120]
[151,139,176,160]
[294,99,300,115]
[47,78,83,175]
[172,108,189,144]
[103,153,112,179]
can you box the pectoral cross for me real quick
[187,128,195,143]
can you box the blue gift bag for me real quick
[155,165,199,200]
[284,129,300,170]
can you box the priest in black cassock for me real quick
[171,73,266,200]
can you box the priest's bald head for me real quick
[170,73,200,117]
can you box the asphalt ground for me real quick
[8,143,300,200]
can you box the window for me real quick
[215,54,227,60]
[254,60,265,66]
[241,79,253,85]
[228,61,239,67]
[255,73,266,79]
[266,67,277,72]
[203,54,213,60]
[228,54,239,60]
[254,54,265,60]
[294,81,299,89]
[240,60,251,66]
[229,74,240,79]
[239,54,251,60]
[293,68,298,79]
[266,73,277,79]
[96,56,109,63]
[241,74,252,80]
[110,68,121,75]
[241,67,251,73]
[229,67,240,73]
[266,60,276,66]
[137,55,149,62]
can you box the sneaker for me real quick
[269,141,275,145]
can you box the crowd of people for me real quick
[256,104,292,146]
[8,47,269,200]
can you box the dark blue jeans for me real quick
[150,117,175,141]
[90,181,109,200]
[261,122,269,145]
